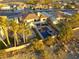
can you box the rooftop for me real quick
[24,12,48,20]
[24,13,39,20]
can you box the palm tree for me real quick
[0,37,8,47]
[10,20,19,46]
[19,23,32,43]
[0,16,10,46]
[19,23,26,43]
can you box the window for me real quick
[34,19,37,22]
[43,19,45,21]
[38,19,40,21]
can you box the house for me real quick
[24,13,39,23]
[38,12,48,22]
[24,12,48,23]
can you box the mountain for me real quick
[0,0,79,3]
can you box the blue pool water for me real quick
[40,27,52,38]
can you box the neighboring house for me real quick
[0,6,11,10]
[0,5,11,10]
[35,3,52,9]
[17,4,27,10]
[8,3,27,10]
[35,4,43,9]
[25,4,36,9]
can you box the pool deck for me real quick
[34,22,56,39]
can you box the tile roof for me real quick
[24,13,48,20]
[25,13,39,20]
[40,14,48,19]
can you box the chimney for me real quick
[37,12,41,17]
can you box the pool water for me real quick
[40,27,53,38]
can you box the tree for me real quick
[40,0,52,4]
[26,0,38,4]
[64,3,76,9]
[53,2,62,9]
[41,49,53,59]
[71,13,79,28]
[0,38,8,47]
[10,20,19,46]
[44,36,56,47]
[33,40,45,51]
[39,0,52,9]
[19,23,26,43]
[0,16,10,46]
[65,13,79,28]
[58,21,73,43]
[19,23,30,43]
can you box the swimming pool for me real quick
[40,27,53,38]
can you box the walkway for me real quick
[73,27,79,31]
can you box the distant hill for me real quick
[0,0,27,2]
[0,0,79,3]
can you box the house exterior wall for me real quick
[1,6,11,10]
[0,27,5,38]
[26,19,34,23]
[41,18,47,22]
